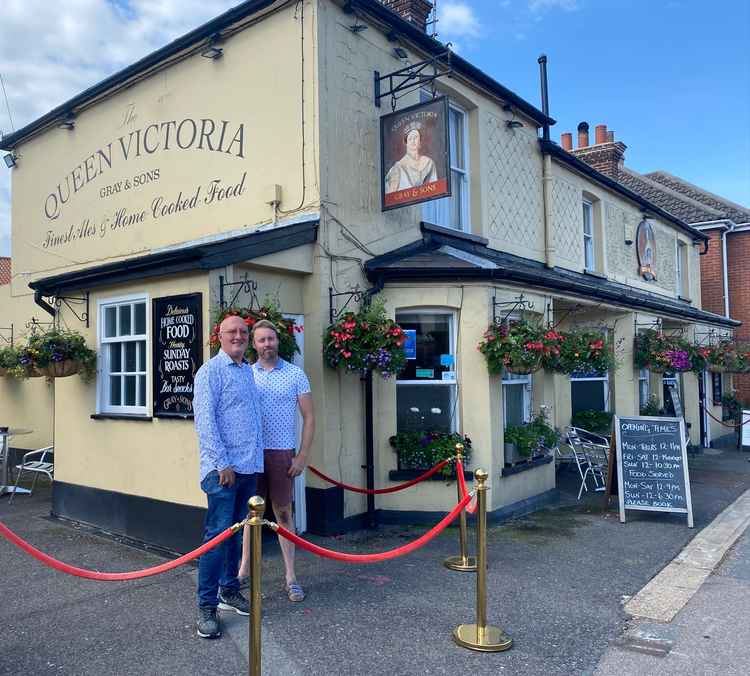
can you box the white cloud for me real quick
[0,0,239,257]
[528,0,580,12]
[439,2,481,40]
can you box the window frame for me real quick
[97,293,150,416]
[676,239,689,298]
[395,309,459,434]
[582,199,595,271]
[502,371,532,426]
[638,367,650,410]
[420,92,470,233]
[570,370,610,413]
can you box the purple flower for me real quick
[51,351,65,362]
[19,355,31,365]
[666,350,690,370]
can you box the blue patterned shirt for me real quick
[252,358,311,449]
[193,349,264,481]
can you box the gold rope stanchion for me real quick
[248,496,265,676]
[444,443,477,572]
[453,469,512,652]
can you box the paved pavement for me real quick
[1,446,749,675]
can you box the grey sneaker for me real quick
[197,606,221,639]
[218,589,250,615]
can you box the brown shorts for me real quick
[257,449,295,507]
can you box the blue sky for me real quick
[1,0,749,257]
[439,0,750,205]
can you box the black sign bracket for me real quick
[0,324,13,346]
[219,273,261,311]
[492,293,534,326]
[374,49,452,109]
[329,285,375,324]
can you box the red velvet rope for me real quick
[456,460,477,514]
[0,520,236,581]
[274,492,472,563]
[704,406,750,428]
[308,458,451,494]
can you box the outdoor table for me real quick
[0,428,34,496]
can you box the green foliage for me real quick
[639,395,663,417]
[210,303,301,363]
[504,411,560,457]
[570,409,613,434]
[324,299,406,378]
[478,320,546,375]
[1,330,97,382]
[634,329,694,373]
[478,320,615,376]
[721,393,743,422]
[389,431,472,478]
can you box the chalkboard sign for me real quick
[152,293,203,418]
[614,415,694,527]
[666,383,683,419]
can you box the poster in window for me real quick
[380,96,451,211]
[152,293,203,418]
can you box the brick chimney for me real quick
[561,121,627,180]
[380,0,434,32]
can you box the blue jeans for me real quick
[197,471,258,608]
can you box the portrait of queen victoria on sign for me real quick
[381,96,451,210]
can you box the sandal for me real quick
[285,581,305,602]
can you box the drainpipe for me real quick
[538,55,554,269]
[722,225,733,317]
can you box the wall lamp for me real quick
[58,111,76,130]
[3,152,17,168]
[200,34,223,60]
[393,46,408,59]
[506,120,523,129]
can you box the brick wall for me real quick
[727,230,750,403]
[699,229,727,317]
[0,257,10,285]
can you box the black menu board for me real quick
[614,415,693,527]
[152,293,203,419]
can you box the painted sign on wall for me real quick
[636,219,657,280]
[152,293,203,418]
[380,96,451,211]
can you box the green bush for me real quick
[504,411,559,457]
[571,409,613,434]
[389,431,472,477]
[639,395,663,417]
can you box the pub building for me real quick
[0,0,739,550]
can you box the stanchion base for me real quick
[453,623,512,652]
[443,555,477,572]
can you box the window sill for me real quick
[678,295,692,304]
[388,468,474,482]
[501,454,553,477]
[90,414,153,422]
[583,268,607,280]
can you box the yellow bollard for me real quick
[444,443,477,572]
[453,469,512,652]
[248,496,265,676]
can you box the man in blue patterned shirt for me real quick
[193,314,264,639]
[237,318,314,603]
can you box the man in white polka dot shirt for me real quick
[238,318,315,602]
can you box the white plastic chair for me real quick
[9,446,53,503]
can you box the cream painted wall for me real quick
[52,272,210,506]
[0,284,54,450]
[10,2,319,294]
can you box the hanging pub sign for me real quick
[152,293,203,418]
[381,96,451,211]
[636,219,657,280]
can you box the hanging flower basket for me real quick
[705,341,750,374]
[550,329,615,375]
[478,320,549,375]
[209,304,301,363]
[41,359,81,378]
[323,299,406,378]
[3,330,97,381]
[634,329,694,373]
